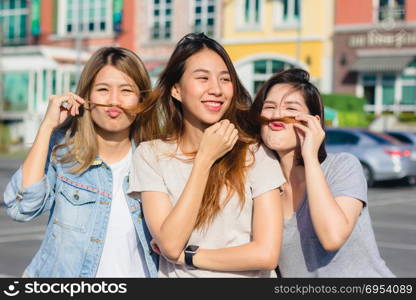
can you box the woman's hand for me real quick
[41,93,85,130]
[195,119,239,166]
[293,113,325,162]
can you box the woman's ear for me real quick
[171,84,182,102]
[315,115,321,121]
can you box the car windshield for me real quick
[387,132,413,144]
[361,131,403,145]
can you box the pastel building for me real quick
[135,0,222,83]
[0,0,137,144]
[221,0,335,95]
[334,0,416,115]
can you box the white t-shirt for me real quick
[128,140,286,278]
[96,148,148,278]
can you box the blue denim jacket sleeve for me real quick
[4,132,61,222]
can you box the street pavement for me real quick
[0,157,415,277]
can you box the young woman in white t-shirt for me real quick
[128,33,285,277]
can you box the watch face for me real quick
[186,245,199,252]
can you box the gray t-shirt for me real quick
[128,140,285,278]
[279,152,395,277]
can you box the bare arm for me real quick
[141,158,212,261]
[22,93,85,188]
[304,158,363,251]
[191,189,283,271]
[142,120,239,261]
[294,114,363,251]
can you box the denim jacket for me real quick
[3,131,158,277]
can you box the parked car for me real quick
[385,131,416,145]
[325,128,416,186]
[384,131,416,185]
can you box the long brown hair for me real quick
[53,47,151,174]
[138,33,256,229]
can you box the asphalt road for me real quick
[0,157,415,277]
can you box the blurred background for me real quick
[0,0,415,277]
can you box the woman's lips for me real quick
[106,108,122,118]
[202,100,223,112]
[269,121,286,131]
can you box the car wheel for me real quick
[361,163,374,187]
[405,176,416,186]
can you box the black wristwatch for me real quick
[184,245,199,269]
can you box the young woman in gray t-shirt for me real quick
[248,68,395,277]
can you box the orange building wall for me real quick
[39,0,53,44]
[117,0,136,51]
[38,0,136,51]
[335,0,373,24]
[406,0,416,21]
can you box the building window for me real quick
[194,0,216,37]
[363,74,376,105]
[401,72,416,105]
[237,0,261,29]
[274,0,300,27]
[381,74,395,105]
[377,0,405,22]
[151,0,172,40]
[253,59,294,93]
[62,0,113,35]
[0,0,28,45]
[2,72,29,112]
[402,85,416,105]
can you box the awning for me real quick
[0,45,91,71]
[350,55,414,72]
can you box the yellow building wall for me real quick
[225,41,324,78]
[222,0,334,81]
[223,0,330,39]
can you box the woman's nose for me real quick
[208,79,222,96]
[272,109,283,118]
[109,90,120,105]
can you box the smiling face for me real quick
[89,65,140,135]
[260,83,309,153]
[171,48,233,129]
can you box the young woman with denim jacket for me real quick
[4,47,158,277]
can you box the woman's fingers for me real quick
[215,119,230,136]
[230,131,239,147]
[294,114,319,132]
[69,92,86,104]
[223,122,236,140]
[59,93,85,116]
[293,122,310,134]
[206,121,222,134]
